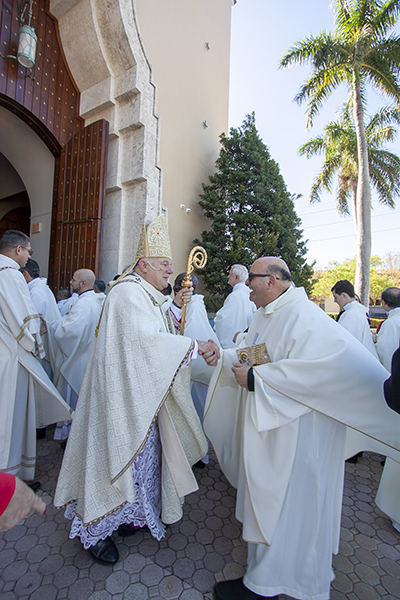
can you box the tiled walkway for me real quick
[1,431,399,599]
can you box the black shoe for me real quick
[27,481,41,492]
[117,523,140,537]
[193,460,206,469]
[88,537,119,564]
[346,452,363,464]
[36,428,46,440]
[214,577,277,600]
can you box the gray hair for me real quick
[231,264,248,282]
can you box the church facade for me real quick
[0,0,233,288]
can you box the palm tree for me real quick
[299,103,400,240]
[280,0,400,305]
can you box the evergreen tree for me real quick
[195,113,313,309]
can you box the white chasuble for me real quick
[48,290,104,396]
[204,286,400,600]
[214,283,255,348]
[55,274,207,527]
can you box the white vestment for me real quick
[28,277,61,377]
[49,290,103,439]
[214,282,255,348]
[58,293,78,317]
[337,301,383,460]
[376,308,400,370]
[170,294,220,464]
[0,255,72,479]
[374,308,400,528]
[49,290,104,396]
[204,286,400,600]
[54,274,207,545]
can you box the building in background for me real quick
[0,0,233,288]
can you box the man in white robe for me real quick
[374,287,400,532]
[169,273,220,465]
[45,269,104,439]
[0,230,72,482]
[20,258,61,380]
[331,279,380,464]
[54,215,219,564]
[204,257,400,600]
[57,289,78,316]
[214,264,255,348]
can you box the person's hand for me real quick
[40,317,47,335]
[198,340,220,366]
[174,286,193,307]
[0,478,46,531]
[232,362,250,388]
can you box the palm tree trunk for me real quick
[353,72,372,307]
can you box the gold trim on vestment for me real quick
[0,266,13,272]
[15,313,41,342]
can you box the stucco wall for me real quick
[134,0,232,278]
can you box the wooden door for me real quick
[48,119,109,292]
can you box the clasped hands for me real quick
[197,340,220,366]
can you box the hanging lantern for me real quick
[17,24,37,68]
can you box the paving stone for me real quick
[195,528,215,545]
[87,592,112,600]
[54,564,79,588]
[179,589,205,600]
[104,570,130,594]
[222,562,246,580]
[173,557,195,579]
[14,570,43,596]
[354,564,380,586]
[123,583,149,600]
[381,575,400,597]
[352,581,381,600]
[155,547,176,568]
[158,575,184,599]
[332,571,353,593]
[140,563,164,586]
[213,537,234,556]
[68,577,95,599]
[191,568,216,593]
[0,549,17,569]
[168,533,188,551]
[377,542,400,560]
[39,553,64,575]
[203,552,225,573]
[2,558,29,582]
[333,554,354,574]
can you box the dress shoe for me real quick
[27,481,41,492]
[214,577,278,600]
[346,452,363,464]
[117,523,141,537]
[193,460,206,469]
[88,537,119,564]
[36,427,46,440]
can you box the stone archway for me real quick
[0,106,55,275]
[49,0,163,282]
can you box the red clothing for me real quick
[0,472,16,515]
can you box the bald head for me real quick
[247,257,292,308]
[70,269,96,295]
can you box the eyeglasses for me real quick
[248,272,280,282]
[13,245,33,256]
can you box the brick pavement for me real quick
[1,430,399,600]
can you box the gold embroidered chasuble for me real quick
[54,274,207,526]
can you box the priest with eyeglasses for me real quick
[204,256,400,600]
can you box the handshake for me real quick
[197,340,220,366]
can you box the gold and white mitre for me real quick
[135,214,172,261]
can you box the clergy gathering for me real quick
[2,0,400,599]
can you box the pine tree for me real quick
[195,113,313,309]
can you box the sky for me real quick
[228,1,400,270]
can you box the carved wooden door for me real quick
[48,119,109,292]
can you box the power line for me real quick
[307,226,400,243]
[302,210,400,229]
